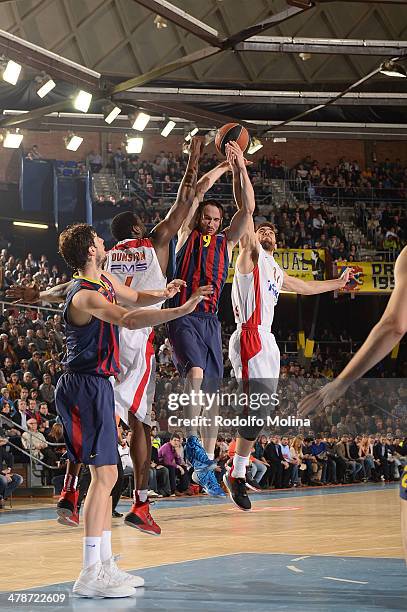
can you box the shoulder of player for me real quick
[111,238,154,251]
[71,287,109,309]
[395,246,407,280]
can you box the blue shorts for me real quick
[167,313,223,383]
[401,466,407,501]
[55,372,118,466]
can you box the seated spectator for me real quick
[39,373,55,408]
[158,433,190,495]
[21,418,48,460]
[0,444,24,508]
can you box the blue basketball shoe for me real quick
[192,467,226,497]
[185,435,215,470]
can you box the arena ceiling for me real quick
[0,0,407,137]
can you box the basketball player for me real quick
[224,141,351,510]
[7,136,233,529]
[56,223,210,597]
[166,141,255,496]
[298,246,407,561]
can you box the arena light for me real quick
[161,119,176,137]
[73,90,92,112]
[104,102,121,124]
[154,15,168,29]
[126,137,143,154]
[13,221,49,229]
[380,61,407,78]
[2,59,22,85]
[131,112,151,131]
[205,129,216,145]
[247,137,263,154]
[36,74,56,98]
[190,127,199,136]
[64,133,83,151]
[3,130,23,148]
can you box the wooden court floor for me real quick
[1,484,404,592]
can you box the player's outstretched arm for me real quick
[103,271,186,306]
[224,141,255,248]
[6,281,73,304]
[298,246,407,416]
[282,267,352,295]
[71,285,213,330]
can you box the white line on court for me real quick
[324,577,369,585]
[291,556,310,561]
[287,565,304,573]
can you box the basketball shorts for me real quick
[113,327,155,427]
[229,325,280,439]
[55,372,118,466]
[400,465,407,501]
[167,313,223,385]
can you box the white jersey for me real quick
[105,237,166,309]
[231,245,283,330]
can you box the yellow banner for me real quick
[227,248,326,283]
[337,261,395,293]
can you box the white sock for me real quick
[232,453,250,479]
[207,452,215,461]
[138,489,148,503]
[83,537,101,569]
[100,531,112,563]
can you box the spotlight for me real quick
[184,132,192,142]
[299,52,312,61]
[2,130,23,148]
[104,102,121,124]
[161,119,176,137]
[380,60,407,78]
[64,133,83,151]
[190,127,199,136]
[154,15,168,29]
[126,137,143,154]
[36,74,56,98]
[131,112,151,131]
[73,90,92,112]
[247,137,263,155]
[205,130,216,145]
[2,59,22,85]
[273,137,287,143]
[13,221,48,229]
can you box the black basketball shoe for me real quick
[223,469,251,511]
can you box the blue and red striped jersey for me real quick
[62,274,120,377]
[169,229,230,314]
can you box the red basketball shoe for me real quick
[124,497,161,535]
[56,488,79,527]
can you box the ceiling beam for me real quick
[115,86,407,106]
[111,46,220,94]
[236,36,407,56]
[0,28,101,89]
[317,0,407,4]
[130,0,222,46]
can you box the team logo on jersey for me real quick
[267,280,279,301]
[111,262,147,273]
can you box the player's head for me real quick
[59,223,106,271]
[110,211,146,241]
[196,201,224,235]
[255,222,277,252]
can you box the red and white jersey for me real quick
[105,238,166,309]
[232,246,284,329]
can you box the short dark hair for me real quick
[256,222,276,233]
[170,433,181,441]
[111,212,143,241]
[59,223,96,270]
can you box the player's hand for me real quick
[163,279,187,299]
[5,283,40,304]
[182,285,213,313]
[337,267,353,288]
[298,379,349,417]
[186,136,205,158]
[225,141,245,170]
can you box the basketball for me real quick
[214,123,250,156]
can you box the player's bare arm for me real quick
[282,267,352,295]
[102,271,186,306]
[6,280,73,304]
[223,141,255,259]
[70,285,213,331]
[298,246,407,416]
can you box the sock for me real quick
[138,489,148,503]
[100,531,112,563]
[83,536,101,569]
[64,474,78,491]
[133,489,138,503]
[207,452,215,460]
[232,453,250,479]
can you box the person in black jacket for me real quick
[263,435,286,488]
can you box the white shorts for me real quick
[113,327,156,426]
[229,324,280,388]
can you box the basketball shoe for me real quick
[223,467,251,511]
[124,494,161,535]
[73,561,136,598]
[184,435,216,470]
[102,555,144,588]
[56,488,79,527]
[192,468,226,496]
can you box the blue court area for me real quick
[0,483,397,525]
[1,553,406,612]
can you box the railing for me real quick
[0,300,62,316]
[1,414,65,488]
